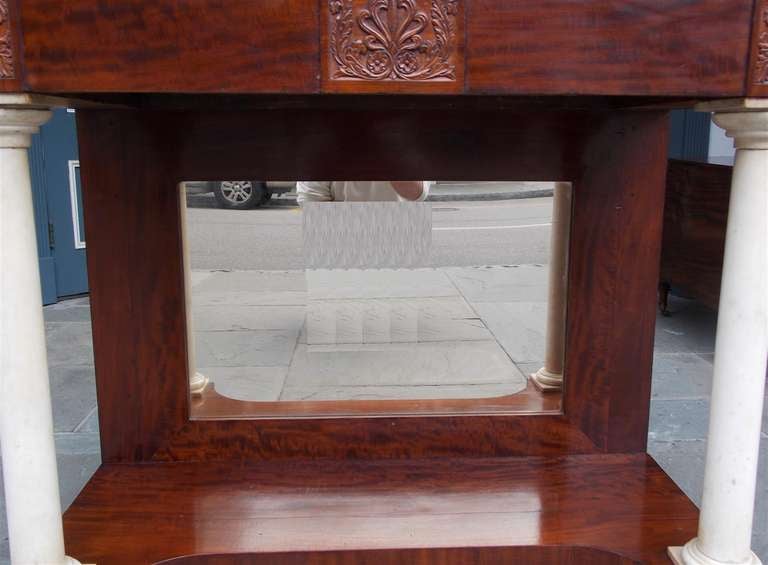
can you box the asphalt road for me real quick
[186,197,553,271]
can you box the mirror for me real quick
[180,180,571,418]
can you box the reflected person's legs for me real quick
[531,182,572,392]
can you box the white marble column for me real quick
[0,100,81,564]
[531,182,572,391]
[178,183,208,396]
[670,100,768,565]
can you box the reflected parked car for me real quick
[184,181,295,209]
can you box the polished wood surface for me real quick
[8,0,761,98]
[78,107,666,462]
[660,159,731,311]
[62,454,697,564]
[20,0,319,93]
[466,0,753,96]
[157,546,638,565]
[748,0,768,96]
[566,111,668,452]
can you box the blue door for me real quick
[30,109,88,304]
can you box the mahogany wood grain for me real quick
[78,107,667,462]
[748,0,768,96]
[20,0,319,93]
[11,0,761,97]
[157,546,638,565]
[565,112,669,452]
[466,0,754,96]
[62,454,697,564]
[77,109,190,462]
[660,160,731,311]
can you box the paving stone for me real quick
[73,407,100,434]
[193,290,308,307]
[280,382,525,401]
[0,462,5,563]
[202,366,288,402]
[43,297,91,322]
[444,264,548,303]
[648,440,706,505]
[650,354,713,400]
[54,432,101,455]
[305,299,492,345]
[306,268,459,300]
[44,322,94,367]
[48,365,97,432]
[195,330,299,368]
[193,270,307,293]
[649,399,710,442]
[193,305,306,332]
[284,341,527,388]
[57,452,101,511]
[190,270,215,288]
[472,301,546,365]
[654,295,717,354]
[754,439,768,561]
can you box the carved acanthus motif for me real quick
[0,0,14,79]
[756,8,768,84]
[329,0,458,81]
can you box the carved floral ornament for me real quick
[0,0,14,79]
[756,7,768,85]
[329,0,459,81]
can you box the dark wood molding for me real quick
[748,0,768,95]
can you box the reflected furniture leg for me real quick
[531,182,572,392]
[179,183,209,396]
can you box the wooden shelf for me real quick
[63,454,697,564]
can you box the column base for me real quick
[668,540,762,565]
[189,372,209,396]
[530,367,562,392]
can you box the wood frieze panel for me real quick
[752,1,768,89]
[0,0,15,79]
[323,0,464,92]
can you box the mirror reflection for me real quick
[181,180,571,416]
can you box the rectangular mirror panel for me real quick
[181,181,571,418]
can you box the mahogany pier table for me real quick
[0,1,767,564]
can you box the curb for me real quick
[427,188,554,202]
[186,189,553,208]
